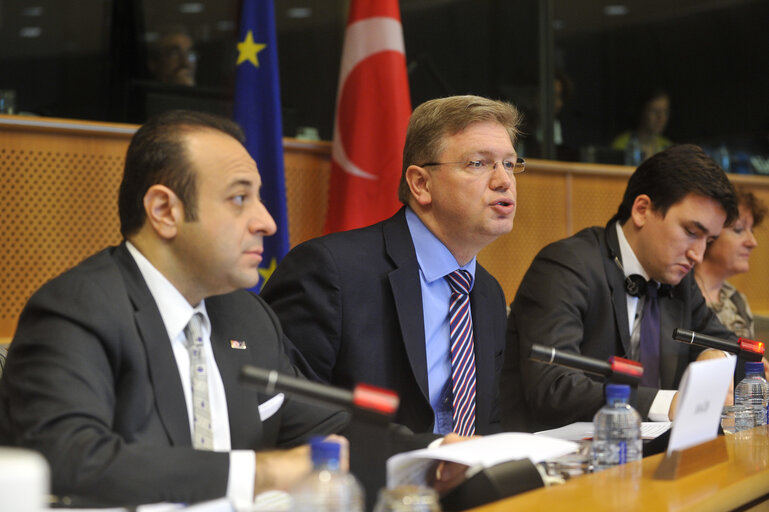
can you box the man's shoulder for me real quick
[538,226,605,259]
[285,212,404,266]
[35,246,125,296]
[16,246,134,340]
[308,213,398,247]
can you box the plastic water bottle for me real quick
[291,439,364,512]
[716,143,731,172]
[734,361,768,427]
[624,135,643,166]
[591,384,642,471]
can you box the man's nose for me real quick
[249,202,277,236]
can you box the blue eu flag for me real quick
[233,0,288,291]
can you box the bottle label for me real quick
[618,441,627,465]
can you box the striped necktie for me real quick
[445,269,477,436]
[184,312,214,450]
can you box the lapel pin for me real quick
[229,339,247,350]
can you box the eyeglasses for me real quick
[418,157,525,176]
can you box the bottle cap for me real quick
[745,361,765,375]
[310,437,340,469]
[605,383,631,401]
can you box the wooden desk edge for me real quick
[469,428,769,512]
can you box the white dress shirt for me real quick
[615,223,676,421]
[126,242,254,505]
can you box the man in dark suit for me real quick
[0,111,350,506]
[262,95,522,436]
[502,144,739,432]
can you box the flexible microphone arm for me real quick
[529,344,643,386]
[672,329,764,362]
[239,365,400,418]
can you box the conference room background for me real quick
[0,0,767,166]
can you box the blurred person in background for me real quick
[147,26,197,86]
[612,88,672,161]
[521,70,577,161]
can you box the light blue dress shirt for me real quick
[405,207,476,434]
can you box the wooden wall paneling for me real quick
[478,169,569,304]
[0,120,131,339]
[282,139,332,247]
[4,115,769,341]
[570,173,629,233]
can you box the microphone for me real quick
[239,365,400,417]
[529,344,643,385]
[672,329,765,362]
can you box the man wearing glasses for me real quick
[147,26,198,86]
[262,95,522,436]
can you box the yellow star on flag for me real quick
[258,257,278,286]
[237,30,267,67]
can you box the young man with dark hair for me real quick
[502,144,739,432]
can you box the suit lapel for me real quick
[384,210,431,403]
[206,297,262,448]
[603,224,632,355]
[114,244,192,447]
[469,272,495,425]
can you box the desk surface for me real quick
[471,426,769,512]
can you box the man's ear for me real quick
[143,184,184,240]
[405,165,433,207]
[630,194,654,228]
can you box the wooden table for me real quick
[471,426,769,512]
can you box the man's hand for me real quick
[254,445,311,495]
[253,435,348,496]
[668,391,679,421]
[428,433,478,494]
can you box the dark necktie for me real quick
[445,270,477,436]
[639,282,661,387]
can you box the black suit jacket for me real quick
[0,243,347,505]
[261,208,507,435]
[501,223,736,432]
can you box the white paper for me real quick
[386,432,578,487]
[667,355,736,454]
[64,499,234,512]
[535,421,671,441]
[641,421,673,439]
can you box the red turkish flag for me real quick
[324,0,411,234]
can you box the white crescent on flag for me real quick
[332,17,407,180]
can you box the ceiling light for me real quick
[22,6,44,16]
[179,2,204,14]
[604,5,629,16]
[20,27,43,38]
[287,7,312,19]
